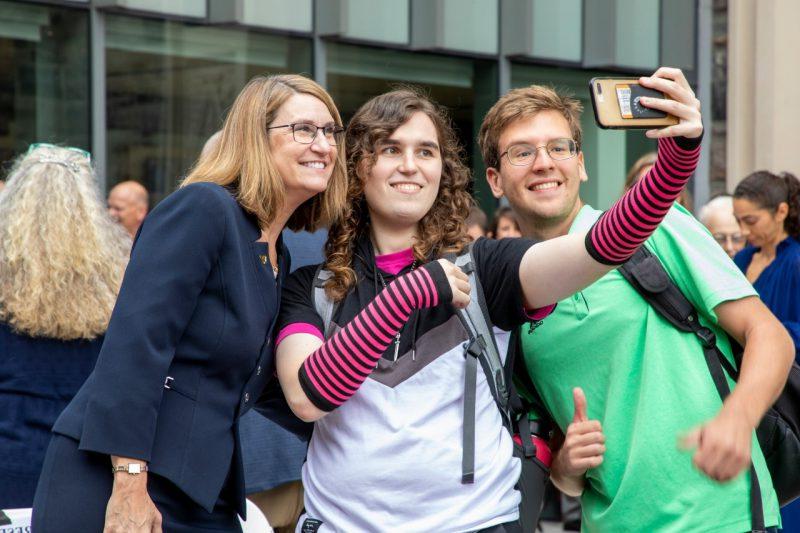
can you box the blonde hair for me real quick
[0,145,130,340]
[183,74,348,231]
[479,85,583,171]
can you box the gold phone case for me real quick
[589,77,679,129]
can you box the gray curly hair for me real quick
[0,145,130,340]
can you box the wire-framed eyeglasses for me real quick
[267,123,345,146]
[500,138,578,166]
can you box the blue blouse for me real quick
[0,322,102,508]
[734,237,800,361]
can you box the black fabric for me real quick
[277,235,536,361]
[673,132,704,151]
[474,520,523,533]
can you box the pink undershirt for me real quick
[275,247,554,347]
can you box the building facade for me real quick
[1,0,704,212]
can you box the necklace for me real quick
[376,259,417,362]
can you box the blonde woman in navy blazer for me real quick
[32,75,347,532]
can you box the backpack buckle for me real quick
[466,335,486,358]
[696,327,717,348]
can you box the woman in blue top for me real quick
[733,170,800,531]
[0,144,130,509]
[733,170,800,359]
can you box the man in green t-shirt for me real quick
[478,68,794,532]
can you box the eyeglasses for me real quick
[25,142,92,173]
[713,233,747,246]
[267,123,345,146]
[500,138,578,166]
[27,142,91,162]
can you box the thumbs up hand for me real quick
[553,387,606,479]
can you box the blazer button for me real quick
[244,392,250,403]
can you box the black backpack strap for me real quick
[619,246,765,532]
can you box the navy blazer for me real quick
[53,182,291,515]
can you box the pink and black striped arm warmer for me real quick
[586,135,702,265]
[299,261,452,411]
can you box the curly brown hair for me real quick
[324,88,473,301]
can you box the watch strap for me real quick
[111,463,148,475]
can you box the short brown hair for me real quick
[183,74,347,232]
[478,85,583,170]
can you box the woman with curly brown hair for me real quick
[274,87,700,532]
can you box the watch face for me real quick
[128,463,142,474]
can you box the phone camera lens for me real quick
[596,82,603,95]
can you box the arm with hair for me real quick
[277,261,465,422]
[682,297,794,481]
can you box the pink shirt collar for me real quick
[375,247,414,275]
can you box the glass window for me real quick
[511,64,656,209]
[0,2,89,166]
[326,42,498,211]
[105,15,312,203]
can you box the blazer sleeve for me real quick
[77,183,227,461]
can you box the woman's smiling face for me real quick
[362,112,443,229]
[268,93,339,202]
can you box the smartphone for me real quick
[589,77,679,129]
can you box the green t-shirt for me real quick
[521,204,779,532]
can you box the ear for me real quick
[776,201,789,223]
[577,152,588,183]
[485,166,506,199]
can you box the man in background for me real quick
[107,180,149,238]
[698,194,746,258]
[465,205,488,240]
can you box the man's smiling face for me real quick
[487,110,586,226]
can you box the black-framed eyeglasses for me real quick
[500,138,578,166]
[267,123,345,146]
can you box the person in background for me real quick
[733,171,800,358]
[625,150,693,212]
[479,68,792,532]
[107,180,149,238]
[733,170,800,531]
[488,205,522,239]
[466,205,488,240]
[698,194,747,258]
[0,144,129,509]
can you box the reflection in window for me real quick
[326,42,498,211]
[105,15,312,203]
[0,2,89,166]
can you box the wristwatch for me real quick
[111,463,148,475]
